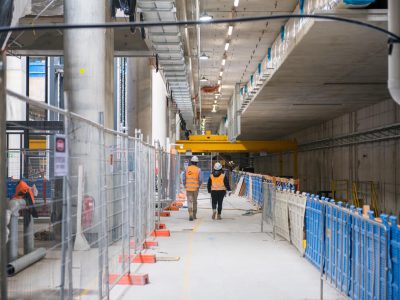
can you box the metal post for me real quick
[261,183,266,233]
[23,213,34,254]
[319,201,325,300]
[156,141,162,227]
[0,49,8,300]
[9,213,18,261]
[64,93,73,300]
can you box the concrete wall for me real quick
[254,99,400,215]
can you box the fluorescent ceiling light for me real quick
[200,76,208,82]
[219,71,223,77]
[224,42,230,51]
[218,80,221,85]
[222,59,226,66]
[212,105,217,113]
[199,12,213,22]
[228,26,233,36]
[200,52,209,60]
[234,0,239,7]
[214,92,221,96]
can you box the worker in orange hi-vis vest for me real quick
[207,162,231,220]
[10,180,39,225]
[183,156,202,221]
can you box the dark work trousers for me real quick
[211,190,226,214]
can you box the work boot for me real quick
[217,214,222,220]
[212,210,216,220]
[189,216,194,221]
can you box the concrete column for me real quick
[64,0,114,127]
[64,0,114,237]
[126,57,152,140]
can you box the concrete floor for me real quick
[111,192,345,300]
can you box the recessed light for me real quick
[222,59,226,66]
[200,52,209,60]
[228,26,233,36]
[200,12,213,22]
[219,71,223,77]
[234,0,239,7]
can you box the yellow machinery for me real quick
[175,134,298,177]
[176,135,297,153]
[352,181,379,214]
[331,179,379,213]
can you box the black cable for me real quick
[0,14,399,43]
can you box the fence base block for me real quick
[133,254,157,264]
[157,223,167,229]
[109,273,150,286]
[165,206,179,211]
[144,240,159,247]
[155,211,170,217]
[118,254,157,263]
[129,240,159,249]
[150,230,171,237]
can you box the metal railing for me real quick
[234,169,400,300]
[4,91,180,299]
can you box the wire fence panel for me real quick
[4,93,180,299]
[274,189,290,242]
[287,191,307,255]
[262,182,275,225]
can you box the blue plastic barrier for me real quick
[304,194,391,300]
[305,194,324,268]
[390,217,400,300]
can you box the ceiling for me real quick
[188,0,299,132]
[240,14,390,140]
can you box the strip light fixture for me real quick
[228,25,233,36]
[224,42,230,51]
[234,0,239,7]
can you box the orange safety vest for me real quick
[13,180,35,204]
[185,165,200,191]
[211,174,226,191]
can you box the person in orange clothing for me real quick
[207,162,231,220]
[183,156,202,221]
[11,180,38,219]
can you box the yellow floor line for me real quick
[181,218,203,300]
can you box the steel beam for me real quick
[176,136,297,153]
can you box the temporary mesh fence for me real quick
[4,91,180,299]
[233,170,400,300]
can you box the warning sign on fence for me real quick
[54,134,68,177]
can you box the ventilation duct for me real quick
[137,0,193,124]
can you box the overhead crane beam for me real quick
[175,135,297,153]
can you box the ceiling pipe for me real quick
[389,0,400,105]
[196,0,202,132]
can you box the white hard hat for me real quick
[191,156,199,163]
[214,162,222,171]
